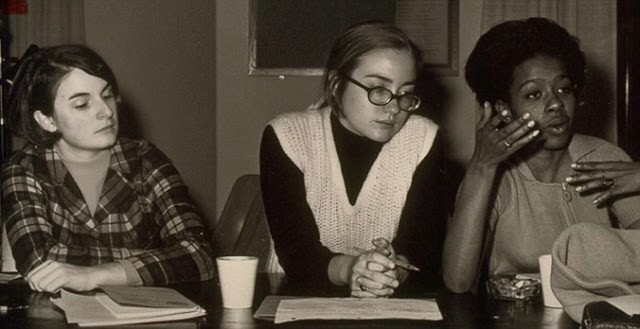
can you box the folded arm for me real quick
[1,145,215,290]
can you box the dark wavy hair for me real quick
[465,17,586,105]
[320,21,422,115]
[6,44,120,147]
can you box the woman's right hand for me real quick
[471,102,540,168]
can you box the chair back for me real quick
[213,174,274,272]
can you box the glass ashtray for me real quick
[486,275,541,301]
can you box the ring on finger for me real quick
[358,277,367,291]
[503,140,511,148]
[354,276,364,290]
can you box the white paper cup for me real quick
[216,256,258,309]
[538,254,562,308]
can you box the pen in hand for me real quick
[391,259,421,272]
[353,240,421,272]
[372,238,421,272]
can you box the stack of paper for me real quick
[51,286,206,327]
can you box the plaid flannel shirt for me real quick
[1,138,215,284]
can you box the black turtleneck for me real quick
[331,113,384,204]
[260,113,445,295]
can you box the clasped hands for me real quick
[350,238,407,298]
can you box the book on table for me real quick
[51,286,206,327]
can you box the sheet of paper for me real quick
[0,272,21,282]
[253,295,298,320]
[606,295,640,316]
[100,285,197,308]
[274,297,442,324]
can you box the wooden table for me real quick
[0,273,578,329]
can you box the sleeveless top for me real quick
[269,106,438,254]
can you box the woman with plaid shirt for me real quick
[1,45,214,293]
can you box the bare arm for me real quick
[1,142,214,286]
[443,163,498,293]
[443,102,539,293]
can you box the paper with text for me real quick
[274,297,442,324]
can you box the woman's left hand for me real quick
[350,240,399,298]
[566,161,640,205]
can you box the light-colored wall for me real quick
[84,0,217,227]
[215,0,483,219]
[215,0,322,219]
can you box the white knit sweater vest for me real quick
[269,107,438,257]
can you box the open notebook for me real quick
[52,286,206,327]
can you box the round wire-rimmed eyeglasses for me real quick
[341,75,421,112]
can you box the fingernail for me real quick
[565,176,573,182]
[527,120,535,127]
[501,110,509,116]
[531,130,540,137]
[576,186,584,192]
[523,113,531,119]
[571,163,578,168]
